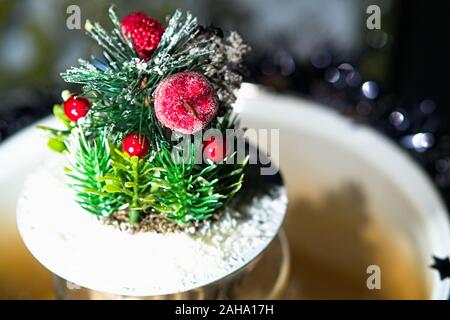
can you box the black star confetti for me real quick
[430,256,450,280]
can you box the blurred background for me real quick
[0,0,449,299]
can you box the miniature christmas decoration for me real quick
[18,6,288,298]
[38,6,251,228]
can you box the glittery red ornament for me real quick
[203,136,227,162]
[154,72,219,134]
[122,133,149,158]
[121,12,164,61]
[63,95,90,122]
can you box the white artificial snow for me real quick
[17,155,286,296]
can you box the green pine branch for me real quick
[147,142,247,223]
[100,138,247,224]
[65,127,121,216]
[57,110,246,224]
[100,145,163,223]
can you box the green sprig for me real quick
[37,103,73,152]
[65,127,121,216]
[101,145,162,223]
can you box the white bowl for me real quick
[237,84,450,299]
[0,83,449,299]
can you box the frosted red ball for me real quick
[154,72,219,134]
[121,12,164,61]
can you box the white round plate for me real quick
[236,84,450,299]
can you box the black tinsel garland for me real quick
[246,50,450,216]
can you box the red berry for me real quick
[203,136,227,162]
[122,133,149,158]
[154,72,219,134]
[63,95,90,122]
[121,12,164,61]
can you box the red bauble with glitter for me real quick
[63,95,90,122]
[121,12,164,61]
[154,72,219,134]
[203,136,227,163]
[122,133,149,158]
